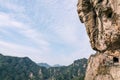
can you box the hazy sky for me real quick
[0,0,95,65]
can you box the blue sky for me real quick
[0,0,95,65]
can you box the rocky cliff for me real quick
[77,0,120,80]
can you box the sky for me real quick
[0,0,95,65]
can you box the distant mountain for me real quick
[38,63,51,68]
[53,64,63,67]
[0,54,87,80]
[38,63,63,68]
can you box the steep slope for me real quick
[77,0,120,80]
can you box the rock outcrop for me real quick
[77,0,120,80]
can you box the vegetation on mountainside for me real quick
[0,54,87,80]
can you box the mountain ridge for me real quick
[0,54,87,80]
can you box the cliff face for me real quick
[77,0,120,80]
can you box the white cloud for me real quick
[0,40,48,63]
[0,12,49,47]
[0,0,25,13]
[0,40,39,55]
[31,0,95,65]
[0,11,51,60]
[0,0,95,65]
[0,1,52,63]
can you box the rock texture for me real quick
[77,0,120,80]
